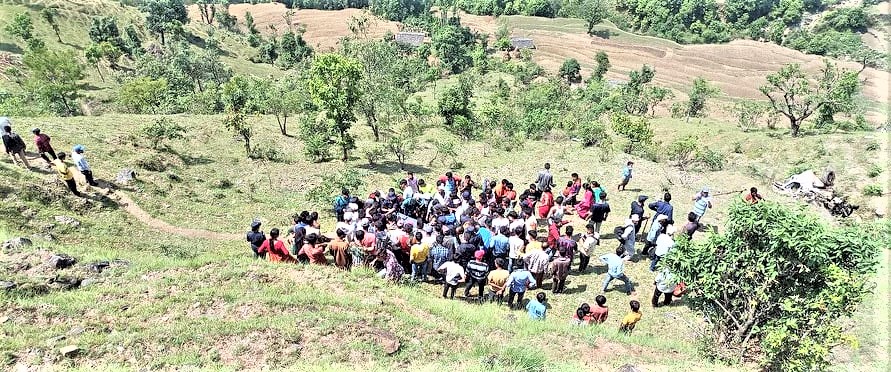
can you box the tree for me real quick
[306,54,365,161]
[141,0,189,45]
[22,49,85,116]
[89,16,125,51]
[592,51,610,81]
[621,65,656,115]
[40,7,62,43]
[437,74,474,126]
[123,25,143,57]
[84,42,122,80]
[580,0,609,35]
[221,75,261,157]
[759,61,861,136]
[5,13,43,50]
[263,76,307,136]
[432,24,475,74]
[386,118,421,170]
[644,86,674,117]
[119,77,170,114]
[195,0,217,25]
[244,11,258,35]
[680,77,720,121]
[559,58,582,84]
[663,200,879,371]
[142,117,185,149]
[611,113,653,154]
[370,0,431,22]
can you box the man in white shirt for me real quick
[650,225,676,272]
[71,145,98,186]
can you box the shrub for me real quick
[696,148,726,171]
[666,136,699,169]
[575,119,609,148]
[249,147,285,163]
[867,164,883,178]
[361,144,386,165]
[119,77,170,114]
[610,113,654,154]
[306,168,367,207]
[865,141,879,151]
[428,138,460,168]
[134,154,169,172]
[141,117,185,150]
[863,184,883,196]
[299,115,332,163]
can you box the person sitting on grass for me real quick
[590,295,609,324]
[328,229,351,271]
[384,248,405,283]
[301,233,328,265]
[526,292,548,320]
[572,303,593,325]
[246,220,266,259]
[506,261,537,310]
[619,300,642,334]
[258,228,295,263]
[487,258,509,303]
[438,260,466,299]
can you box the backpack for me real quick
[613,226,626,243]
[374,231,392,256]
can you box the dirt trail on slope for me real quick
[21,153,240,241]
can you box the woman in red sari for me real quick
[537,186,555,218]
[257,228,296,263]
[576,184,594,220]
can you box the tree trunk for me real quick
[341,145,348,162]
[791,120,801,137]
[243,135,252,157]
[371,123,380,142]
[160,31,165,46]
[96,65,104,82]
[277,116,288,135]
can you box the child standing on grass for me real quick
[619,300,642,334]
[618,161,633,191]
[52,152,80,197]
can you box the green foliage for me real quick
[577,0,610,34]
[299,115,333,163]
[307,54,365,161]
[244,11,258,35]
[558,58,582,84]
[89,17,125,51]
[438,75,475,127]
[141,0,189,45]
[290,0,370,10]
[119,77,170,114]
[427,138,460,168]
[306,168,367,207]
[610,113,653,154]
[5,13,35,42]
[261,76,308,136]
[696,147,726,171]
[666,135,699,169]
[40,7,62,43]
[592,51,610,81]
[866,164,882,178]
[677,77,720,120]
[619,64,656,115]
[386,119,421,170]
[277,31,313,69]
[370,0,431,22]
[361,144,386,165]
[432,24,476,74]
[818,6,871,33]
[760,61,861,136]
[732,100,770,132]
[865,141,879,151]
[782,29,885,69]
[863,184,883,197]
[663,201,879,370]
[574,115,609,148]
[142,117,185,149]
[21,49,85,116]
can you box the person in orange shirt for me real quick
[744,187,764,204]
[301,233,328,265]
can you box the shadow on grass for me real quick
[357,161,431,175]
[562,283,587,295]
[0,42,24,54]
[165,148,214,166]
[590,30,612,39]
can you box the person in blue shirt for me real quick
[476,221,493,251]
[618,161,633,191]
[601,246,634,294]
[526,292,548,320]
[648,192,674,222]
[506,261,537,310]
[490,226,510,263]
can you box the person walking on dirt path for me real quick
[2,125,29,169]
[52,152,80,197]
[744,187,764,204]
[601,246,633,294]
[618,161,633,191]
[246,219,266,259]
[31,128,56,167]
[536,163,555,192]
[691,187,713,222]
[72,145,98,187]
[648,192,674,222]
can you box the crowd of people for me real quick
[2,118,98,197]
[245,162,765,332]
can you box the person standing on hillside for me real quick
[52,152,80,197]
[535,163,555,192]
[652,269,677,308]
[576,183,594,220]
[246,220,266,259]
[72,145,98,187]
[691,187,713,222]
[506,261,537,310]
[549,249,571,294]
[630,195,648,233]
[601,246,633,294]
[2,125,29,169]
[329,229,352,271]
[31,128,56,167]
[487,258,509,303]
[578,225,599,273]
[590,194,611,234]
[618,161,634,191]
[464,250,490,299]
[648,192,674,222]
[438,260,465,299]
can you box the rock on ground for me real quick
[2,237,32,251]
[46,254,77,269]
[59,345,80,357]
[372,330,400,355]
[617,364,641,372]
[54,215,81,227]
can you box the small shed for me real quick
[510,37,535,49]
[395,32,426,47]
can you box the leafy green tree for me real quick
[620,64,656,115]
[494,22,512,51]
[644,86,674,117]
[759,61,861,136]
[244,11,258,35]
[141,0,189,45]
[680,77,720,121]
[89,16,125,50]
[195,0,217,25]
[580,0,609,35]
[277,31,313,68]
[592,51,610,81]
[263,76,308,135]
[220,75,261,157]
[22,49,85,116]
[771,0,805,25]
[437,74,474,127]
[432,24,475,74]
[119,77,170,114]
[818,6,870,33]
[610,112,653,154]
[85,41,122,80]
[524,0,555,17]
[370,0,431,22]
[663,200,879,371]
[123,25,143,57]
[386,118,421,170]
[732,100,770,132]
[559,58,582,84]
[142,117,185,149]
[5,13,43,50]
[40,7,62,43]
[306,54,365,161]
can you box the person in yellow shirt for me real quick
[52,152,80,197]
[619,300,642,334]
[486,258,510,303]
[524,230,543,254]
[409,232,430,282]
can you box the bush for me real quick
[867,164,882,178]
[575,119,609,148]
[118,77,170,114]
[306,168,367,207]
[361,144,386,165]
[249,147,286,162]
[667,135,699,168]
[863,184,883,196]
[696,148,726,171]
[141,117,185,150]
[610,113,653,154]
[427,138,460,168]
[134,154,169,172]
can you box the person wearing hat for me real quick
[31,128,56,167]
[246,219,266,259]
[51,152,80,197]
[650,225,677,272]
[464,249,490,299]
[2,124,29,169]
[72,145,98,187]
[691,187,713,222]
